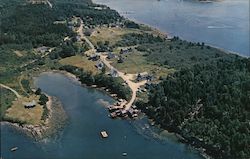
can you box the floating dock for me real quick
[100,131,108,138]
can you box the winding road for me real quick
[77,19,147,110]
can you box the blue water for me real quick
[94,0,250,57]
[1,73,203,159]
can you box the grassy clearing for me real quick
[110,49,174,79]
[5,95,44,125]
[90,27,141,46]
[59,55,99,74]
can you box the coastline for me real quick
[1,96,68,140]
[92,0,249,58]
[90,1,247,159]
[43,70,122,102]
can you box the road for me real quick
[77,20,96,51]
[0,83,21,98]
[100,55,147,110]
[77,18,147,110]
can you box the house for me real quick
[110,68,118,77]
[76,35,81,42]
[117,55,124,63]
[35,46,50,54]
[120,48,132,54]
[136,72,153,81]
[145,82,153,89]
[136,72,148,81]
[107,52,115,59]
[95,61,104,70]
[88,54,100,61]
[23,100,36,109]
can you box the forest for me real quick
[0,0,121,83]
[137,57,250,159]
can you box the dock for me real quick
[100,131,108,138]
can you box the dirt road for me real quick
[77,18,147,110]
[0,84,21,98]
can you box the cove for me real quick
[93,0,249,57]
[1,73,203,159]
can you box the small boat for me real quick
[122,152,127,156]
[10,147,18,152]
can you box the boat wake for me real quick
[207,25,233,29]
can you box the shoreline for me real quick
[92,0,249,58]
[43,71,211,159]
[43,70,122,102]
[90,1,243,159]
[1,96,68,140]
[2,70,207,158]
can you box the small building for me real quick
[107,52,115,59]
[145,82,153,89]
[23,100,36,109]
[95,61,104,70]
[117,55,124,63]
[88,54,100,61]
[110,68,118,77]
[35,46,50,54]
[120,48,132,54]
[136,72,148,81]
[136,72,154,81]
[76,35,81,42]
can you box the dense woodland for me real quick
[137,57,250,158]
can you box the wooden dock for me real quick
[100,131,108,138]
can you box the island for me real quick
[0,0,249,159]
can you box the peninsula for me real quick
[0,0,249,159]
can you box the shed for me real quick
[107,52,115,59]
[95,61,104,70]
[23,100,36,109]
[110,68,118,77]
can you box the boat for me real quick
[10,147,18,152]
[122,152,127,156]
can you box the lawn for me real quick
[59,55,99,74]
[110,49,174,79]
[89,26,142,46]
[5,95,44,125]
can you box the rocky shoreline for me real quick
[1,96,68,141]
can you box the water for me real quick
[93,0,250,57]
[1,73,203,159]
